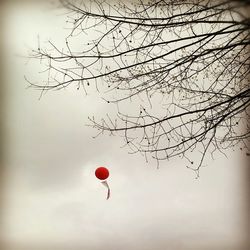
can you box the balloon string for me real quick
[101,180,110,200]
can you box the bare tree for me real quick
[28,0,250,175]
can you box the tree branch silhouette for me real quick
[28,0,250,175]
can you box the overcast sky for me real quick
[1,1,249,250]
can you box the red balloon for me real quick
[95,167,109,180]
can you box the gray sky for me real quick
[1,1,249,250]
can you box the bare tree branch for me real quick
[28,0,250,174]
